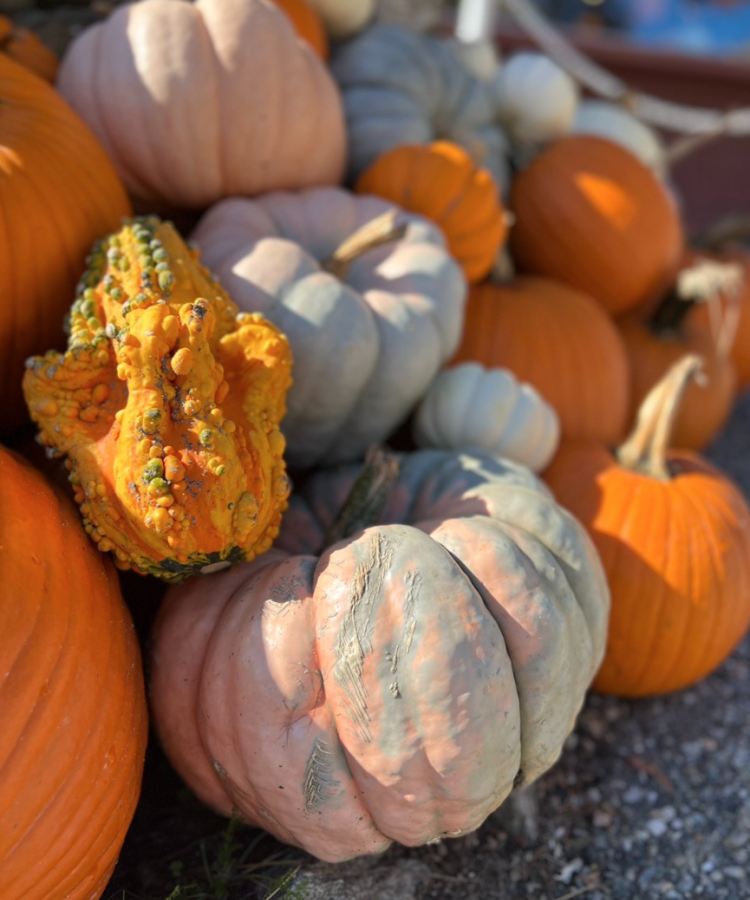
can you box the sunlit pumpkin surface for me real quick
[23,217,293,581]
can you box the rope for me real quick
[499,0,750,136]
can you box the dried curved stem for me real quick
[322,210,407,281]
[324,446,400,546]
[616,355,705,480]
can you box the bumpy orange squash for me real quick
[0,54,131,431]
[545,356,750,697]
[23,217,293,581]
[0,445,148,900]
[151,448,609,862]
[355,141,507,284]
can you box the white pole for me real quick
[455,0,496,43]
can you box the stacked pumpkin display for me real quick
[2,0,750,894]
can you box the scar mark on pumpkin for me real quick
[303,738,340,815]
[333,533,392,742]
[387,569,421,701]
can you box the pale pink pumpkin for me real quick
[150,449,609,862]
[56,0,346,212]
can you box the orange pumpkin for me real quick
[0,445,148,900]
[0,54,132,432]
[271,0,328,58]
[544,355,750,697]
[355,141,507,284]
[0,15,58,82]
[618,253,739,450]
[451,277,631,445]
[509,135,683,316]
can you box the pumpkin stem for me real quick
[649,256,743,340]
[322,210,408,280]
[324,445,400,546]
[616,354,705,480]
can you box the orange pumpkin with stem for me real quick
[0,15,58,82]
[509,135,683,316]
[355,141,508,284]
[451,276,631,445]
[544,355,750,697]
[617,254,739,450]
[0,445,148,900]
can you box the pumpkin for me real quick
[689,247,750,391]
[307,0,374,38]
[0,54,132,433]
[331,24,510,192]
[571,100,667,178]
[23,217,293,582]
[0,14,58,82]
[270,0,328,58]
[509,135,683,316]
[191,187,467,468]
[57,0,346,214]
[492,52,579,148]
[544,355,750,697]
[0,445,148,900]
[354,141,507,284]
[451,277,631,445]
[150,447,609,862]
[617,254,739,450]
[413,362,560,472]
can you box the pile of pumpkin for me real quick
[3,1,750,895]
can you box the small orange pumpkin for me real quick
[617,253,739,450]
[451,277,631,445]
[0,15,58,82]
[0,445,148,900]
[509,135,683,316]
[355,141,507,284]
[544,355,750,697]
[270,0,328,58]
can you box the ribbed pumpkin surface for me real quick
[0,54,131,431]
[0,446,148,900]
[451,277,630,444]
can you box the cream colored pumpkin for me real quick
[307,0,374,38]
[413,363,560,472]
[57,0,346,213]
[572,100,667,178]
[493,52,579,148]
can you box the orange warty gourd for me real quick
[544,355,750,697]
[23,217,293,582]
[509,135,683,316]
[0,445,148,900]
[0,54,132,432]
[271,0,328,58]
[0,15,58,82]
[618,254,738,450]
[451,277,631,444]
[354,141,507,284]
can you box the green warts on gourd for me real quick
[23,216,293,581]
